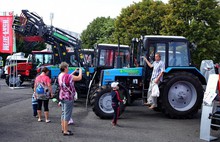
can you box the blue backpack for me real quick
[36,81,49,100]
[36,82,45,94]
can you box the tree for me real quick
[161,0,220,65]
[80,17,115,49]
[113,0,167,45]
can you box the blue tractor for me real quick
[91,35,206,119]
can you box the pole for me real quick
[50,13,54,26]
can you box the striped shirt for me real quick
[151,60,165,81]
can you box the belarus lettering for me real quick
[2,19,10,50]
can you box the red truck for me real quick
[5,50,53,87]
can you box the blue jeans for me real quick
[32,104,38,116]
[61,100,74,121]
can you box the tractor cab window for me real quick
[149,45,155,63]
[99,49,114,66]
[114,49,130,68]
[168,42,189,66]
[84,54,93,66]
[156,43,166,62]
[149,43,166,63]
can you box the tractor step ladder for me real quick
[142,81,148,104]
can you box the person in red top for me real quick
[111,82,125,127]
[34,67,53,123]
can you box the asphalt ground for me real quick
[0,79,219,142]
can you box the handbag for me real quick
[151,84,160,97]
[74,91,78,101]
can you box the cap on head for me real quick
[111,82,119,88]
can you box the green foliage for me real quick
[161,0,220,65]
[114,0,167,45]
[80,17,115,49]
[81,0,220,65]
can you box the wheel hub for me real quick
[99,93,113,114]
[168,81,196,111]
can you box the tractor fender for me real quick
[165,67,206,85]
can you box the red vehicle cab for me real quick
[5,50,53,87]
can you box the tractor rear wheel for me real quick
[91,85,126,119]
[161,72,203,118]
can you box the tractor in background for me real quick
[90,35,206,119]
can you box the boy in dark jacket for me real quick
[111,82,125,127]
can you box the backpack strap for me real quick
[61,74,73,94]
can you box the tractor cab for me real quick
[94,44,130,68]
[87,44,130,90]
[139,36,190,68]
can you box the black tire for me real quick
[91,85,126,119]
[161,72,203,118]
[52,83,60,100]
[5,75,22,87]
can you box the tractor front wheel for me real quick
[91,85,126,119]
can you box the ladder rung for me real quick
[211,124,220,128]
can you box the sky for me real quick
[0,0,168,34]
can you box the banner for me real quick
[0,15,13,54]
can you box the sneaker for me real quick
[68,118,74,125]
[38,118,42,122]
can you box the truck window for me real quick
[45,54,53,64]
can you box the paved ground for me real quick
[0,79,218,142]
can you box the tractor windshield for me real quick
[99,49,114,66]
[150,41,189,67]
[114,49,130,68]
[168,42,189,66]
[98,48,130,68]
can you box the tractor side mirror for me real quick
[189,42,197,51]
